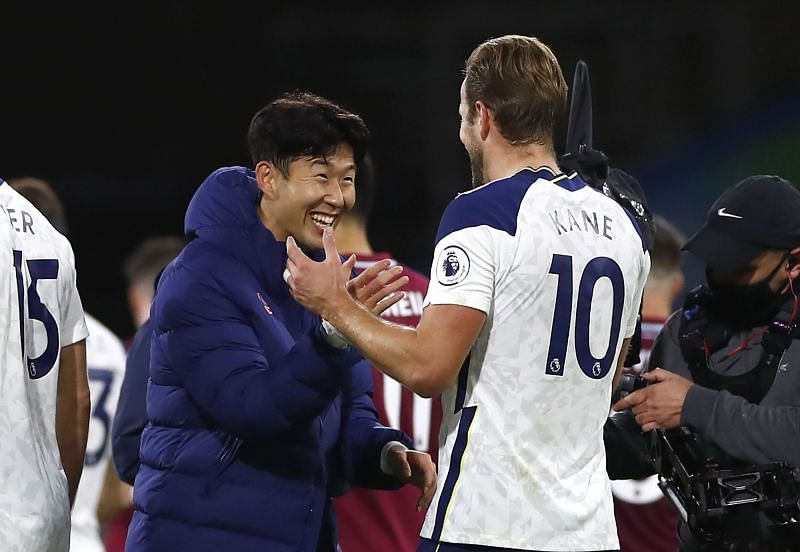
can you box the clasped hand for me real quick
[385,444,437,512]
[285,228,409,320]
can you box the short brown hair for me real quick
[8,177,68,234]
[123,236,186,289]
[650,216,686,280]
[464,35,568,146]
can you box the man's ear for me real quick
[255,161,279,199]
[476,100,492,141]
[672,272,685,301]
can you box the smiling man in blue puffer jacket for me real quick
[125,92,436,551]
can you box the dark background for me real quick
[3,2,800,338]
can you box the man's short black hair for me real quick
[247,92,369,175]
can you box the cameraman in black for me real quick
[607,175,800,551]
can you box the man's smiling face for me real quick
[257,144,356,250]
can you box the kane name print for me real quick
[548,208,613,241]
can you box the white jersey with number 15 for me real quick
[0,180,88,552]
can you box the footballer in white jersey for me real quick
[0,180,89,551]
[417,167,650,550]
[283,35,651,552]
[71,314,126,552]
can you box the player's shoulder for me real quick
[152,246,241,329]
[573,182,649,254]
[0,182,75,259]
[437,167,584,242]
[84,313,126,366]
[616,205,649,253]
[0,183,16,245]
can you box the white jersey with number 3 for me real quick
[71,314,126,552]
[420,168,650,551]
[0,180,88,552]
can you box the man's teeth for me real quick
[310,214,335,228]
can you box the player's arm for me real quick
[97,458,133,525]
[55,340,90,506]
[111,319,153,485]
[287,230,485,397]
[611,249,650,393]
[332,301,483,398]
[612,337,632,392]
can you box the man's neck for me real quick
[483,141,560,184]
[642,294,675,321]
[335,217,373,255]
[257,198,287,241]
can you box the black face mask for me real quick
[706,255,791,328]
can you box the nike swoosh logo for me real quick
[718,208,743,219]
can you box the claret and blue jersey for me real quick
[420,167,650,551]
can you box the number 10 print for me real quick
[545,254,624,380]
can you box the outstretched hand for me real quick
[346,258,408,316]
[285,229,408,319]
[285,229,349,319]
[384,445,437,512]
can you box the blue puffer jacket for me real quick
[126,167,412,551]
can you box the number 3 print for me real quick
[85,368,114,466]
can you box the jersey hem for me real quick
[421,531,620,551]
[423,295,490,315]
[63,324,89,346]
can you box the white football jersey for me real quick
[71,314,126,552]
[420,167,650,550]
[0,180,89,552]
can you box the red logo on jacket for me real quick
[257,292,273,315]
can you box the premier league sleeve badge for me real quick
[436,245,470,286]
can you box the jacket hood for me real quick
[184,166,287,293]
